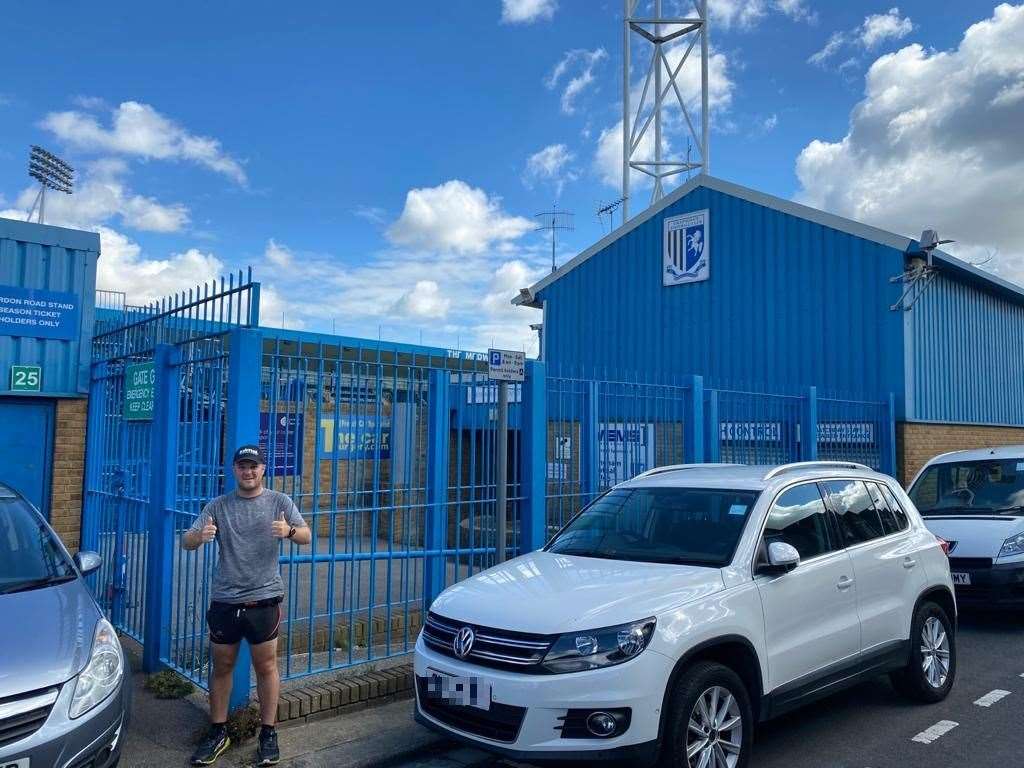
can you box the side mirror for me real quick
[74,551,103,576]
[763,542,800,574]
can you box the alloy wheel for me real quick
[685,685,743,768]
[920,615,951,688]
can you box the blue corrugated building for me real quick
[514,175,1024,482]
[0,217,98,531]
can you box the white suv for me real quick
[414,462,957,767]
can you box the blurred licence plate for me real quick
[2,759,30,768]
[426,669,492,710]
[951,572,971,585]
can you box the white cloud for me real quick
[809,31,846,66]
[353,205,387,225]
[523,143,577,196]
[391,280,451,319]
[775,0,816,23]
[795,3,1024,286]
[265,239,293,268]
[860,7,914,48]
[501,0,556,24]
[545,48,608,115]
[706,0,815,29]
[386,180,533,254]
[92,226,225,305]
[42,101,246,184]
[72,95,108,111]
[7,157,188,233]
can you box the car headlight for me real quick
[70,618,124,719]
[541,618,656,674]
[999,532,1024,558]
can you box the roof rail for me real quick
[763,461,873,481]
[633,463,743,480]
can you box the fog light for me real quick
[586,711,618,737]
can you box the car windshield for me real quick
[909,459,1024,516]
[545,487,760,566]
[0,486,77,594]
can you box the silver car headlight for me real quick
[999,532,1024,558]
[69,618,124,719]
[541,618,656,674]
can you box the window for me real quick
[822,479,885,545]
[865,482,900,535]
[546,487,759,566]
[908,459,1024,516]
[763,483,834,560]
[0,489,76,590]
[879,484,910,531]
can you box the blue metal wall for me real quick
[0,217,99,395]
[538,186,907,403]
[907,271,1024,425]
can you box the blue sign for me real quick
[260,412,304,476]
[663,209,710,286]
[0,285,80,340]
[319,415,391,459]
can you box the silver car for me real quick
[0,482,130,768]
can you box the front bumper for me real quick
[949,560,1024,607]
[0,673,130,767]
[413,634,671,760]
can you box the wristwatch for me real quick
[287,526,296,539]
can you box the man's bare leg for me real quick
[209,642,240,724]
[250,637,280,726]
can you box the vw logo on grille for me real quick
[453,626,475,659]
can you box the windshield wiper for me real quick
[0,574,77,594]
[990,506,1024,515]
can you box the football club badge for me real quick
[664,209,710,286]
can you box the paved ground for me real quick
[118,609,1024,768]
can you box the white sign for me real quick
[547,461,568,480]
[720,422,782,442]
[466,384,522,404]
[555,436,572,460]
[817,422,875,444]
[664,209,710,286]
[598,422,655,485]
[487,349,525,382]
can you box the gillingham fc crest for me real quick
[663,209,710,286]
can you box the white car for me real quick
[907,445,1024,608]
[414,462,956,767]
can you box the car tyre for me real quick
[890,600,956,703]
[660,661,753,768]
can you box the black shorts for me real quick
[207,598,283,645]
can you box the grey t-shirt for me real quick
[189,488,306,603]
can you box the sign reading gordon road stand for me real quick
[124,362,155,421]
[0,284,80,341]
[487,349,525,382]
[10,364,42,392]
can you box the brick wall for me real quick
[50,397,88,551]
[897,421,1024,487]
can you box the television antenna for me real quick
[890,229,954,311]
[596,197,627,233]
[536,207,574,273]
[27,145,74,224]
[622,0,709,221]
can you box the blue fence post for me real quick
[707,389,720,463]
[143,344,178,672]
[886,392,897,477]
[424,368,450,605]
[685,375,704,463]
[81,362,107,556]
[580,380,599,501]
[521,360,547,552]
[225,327,263,712]
[802,386,818,461]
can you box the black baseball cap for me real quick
[232,444,266,465]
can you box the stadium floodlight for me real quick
[27,145,75,224]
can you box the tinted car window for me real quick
[764,483,834,559]
[822,479,885,545]
[865,482,900,535]
[908,459,1024,515]
[880,484,910,531]
[546,487,759,566]
[0,488,76,592]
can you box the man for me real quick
[182,444,311,766]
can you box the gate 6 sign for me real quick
[664,209,709,286]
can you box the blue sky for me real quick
[2,1,1022,352]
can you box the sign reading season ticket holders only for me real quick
[487,349,525,382]
[124,361,155,421]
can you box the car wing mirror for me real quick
[74,551,103,576]
[763,542,800,574]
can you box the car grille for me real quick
[416,677,526,743]
[422,612,552,671]
[949,557,993,570]
[0,686,59,749]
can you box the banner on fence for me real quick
[319,414,392,459]
[720,422,782,442]
[260,412,304,475]
[816,422,875,444]
[598,422,655,485]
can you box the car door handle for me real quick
[837,576,854,591]
[903,557,917,570]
